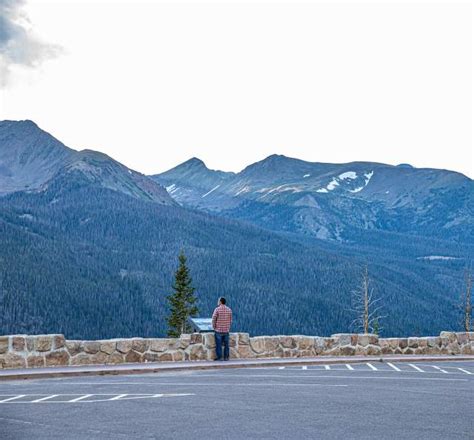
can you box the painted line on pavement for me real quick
[0,395,25,403]
[31,394,59,403]
[366,363,378,371]
[408,364,424,373]
[387,363,401,372]
[68,394,93,402]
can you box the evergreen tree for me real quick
[167,251,199,337]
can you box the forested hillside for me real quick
[0,175,467,339]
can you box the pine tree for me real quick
[167,251,199,337]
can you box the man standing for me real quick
[212,297,232,361]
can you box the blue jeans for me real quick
[215,332,229,360]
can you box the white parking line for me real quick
[0,395,25,403]
[366,363,378,371]
[433,366,449,374]
[68,394,94,403]
[324,365,330,370]
[457,368,472,375]
[108,394,128,401]
[31,395,59,403]
[278,367,285,370]
[346,364,354,370]
[409,364,425,373]
[302,366,307,370]
[387,363,401,372]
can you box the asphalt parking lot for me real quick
[1,360,473,440]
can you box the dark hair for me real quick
[219,297,226,305]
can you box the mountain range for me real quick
[0,120,472,339]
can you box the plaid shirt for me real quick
[212,304,232,333]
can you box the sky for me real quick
[0,0,472,178]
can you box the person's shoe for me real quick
[214,358,222,361]
[223,358,229,361]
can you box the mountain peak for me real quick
[182,157,207,168]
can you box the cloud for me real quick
[0,0,62,86]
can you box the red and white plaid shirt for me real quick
[212,304,232,333]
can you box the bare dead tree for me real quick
[350,266,385,334]
[461,268,472,332]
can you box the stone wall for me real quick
[0,331,473,369]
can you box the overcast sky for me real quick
[0,0,472,177]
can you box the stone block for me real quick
[83,341,100,354]
[229,334,238,348]
[238,333,250,345]
[157,352,173,362]
[408,338,419,348]
[45,351,70,367]
[447,343,460,355]
[237,344,254,358]
[203,333,215,349]
[314,337,326,355]
[106,353,125,364]
[3,353,26,368]
[468,332,474,342]
[53,335,66,350]
[456,333,469,345]
[368,334,379,345]
[12,336,25,351]
[386,338,399,349]
[417,338,428,348]
[366,345,381,355]
[172,351,185,362]
[66,341,82,356]
[100,341,116,355]
[440,332,456,343]
[426,337,438,347]
[125,350,142,363]
[131,339,148,353]
[340,346,356,356]
[70,353,93,366]
[398,339,408,349]
[357,334,370,347]
[190,333,203,344]
[36,336,53,352]
[249,336,266,354]
[187,344,207,360]
[332,334,355,347]
[179,334,191,350]
[116,340,133,354]
[461,345,473,355]
[279,336,296,349]
[150,339,174,353]
[26,336,35,351]
[297,337,314,350]
[143,352,161,362]
[27,355,45,368]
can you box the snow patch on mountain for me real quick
[417,255,461,261]
[202,184,220,198]
[235,186,251,196]
[349,170,374,193]
[327,178,340,190]
[338,171,357,180]
[166,184,179,194]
